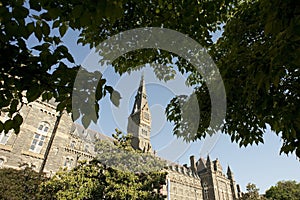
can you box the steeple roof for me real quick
[227,165,233,175]
[130,74,148,115]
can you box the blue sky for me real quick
[59,29,300,193]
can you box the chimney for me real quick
[190,155,197,173]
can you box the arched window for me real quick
[37,121,50,134]
[29,122,50,153]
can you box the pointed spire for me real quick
[131,74,147,115]
[227,165,234,179]
[206,155,211,166]
[227,165,232,174]
[138,72,146,97]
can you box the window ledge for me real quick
[21,150,44,159]
[0,144,13,152]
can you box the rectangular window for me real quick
[64,157,74,168]
[0,131,11,145]
[29,133,45,153]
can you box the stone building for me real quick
[0,99,110,174]
[127,75,241,200]
[0,75,242,200]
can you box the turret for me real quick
[227,165,239,199]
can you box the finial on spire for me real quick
[138,72,146,96]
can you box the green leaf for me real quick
[29,0,41,11]
[26,85,42,102]
[82,114,91,129]
[59,23,68,37]
[0,121,3,132]
[42,21,50,36]
[42,92,53,101]
[52,20,60,29]
[26,22,35,36]
[34,24,42,41]
[3,120,14,133]
[10,99,19,113]
[13,114,23,125]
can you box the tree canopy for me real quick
[39,160,166,200]
[0,0,299,158]
[265,180,300,200]
[39,129,167,200]
[239,183,266,200]
[95,129,166,173]
[0,166,47,200]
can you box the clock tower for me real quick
[127,74,152,152]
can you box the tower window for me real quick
[203,182,209,199]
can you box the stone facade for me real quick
[0,76,242,200]
[162,165,203,200]
[0,100,110,174]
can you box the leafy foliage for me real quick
[40,129,167,200]
[239,183,265,200]
[0,0,121,132]
[0,167,48,200]
[1,0,299,159]
[95,129,166,173]
[40,160,166,200]
[265,180,300,200]
[166,0,300,158]
[211,0,300,157]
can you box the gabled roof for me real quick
[70,123,113,143]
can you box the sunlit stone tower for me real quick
[127,75,152,152]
